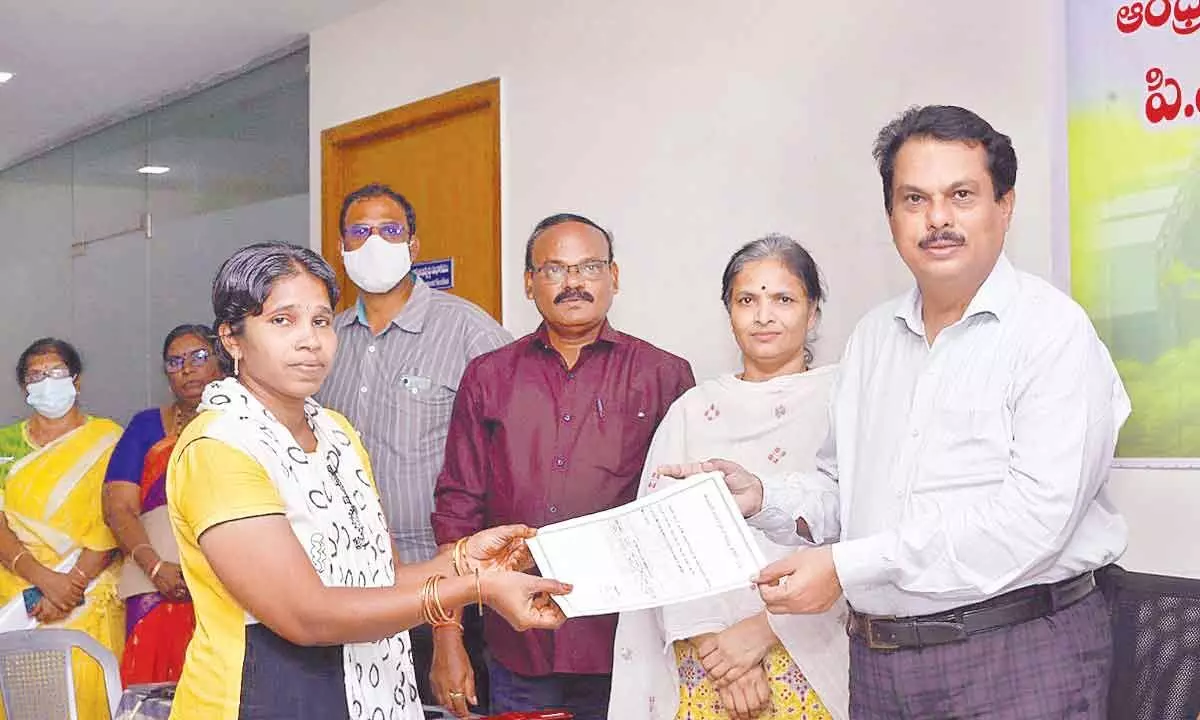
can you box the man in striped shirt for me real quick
[318,183,512,715]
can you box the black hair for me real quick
[16,337,83,386]
[524,213,614,271]
[872,105,1018,215]
[339,183,417,237]
[211,242,340,372]
[720,233,825,366]
[161,323,216,371]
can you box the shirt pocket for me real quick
[915,398,1011,493]
[388,373,457,439]
[595,391,658,478]
[395,375,453,402]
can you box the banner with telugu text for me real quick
[1068,0,1200,460]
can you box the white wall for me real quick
[0,192,307,426]
[309,0,1199,577]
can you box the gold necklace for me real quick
[172,403,198,436]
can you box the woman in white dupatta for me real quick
[166,242,571,720]
[611,235,849,720]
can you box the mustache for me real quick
[554,288,595,304]
[919,229,966,249]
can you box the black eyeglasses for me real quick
[165,348,212,374]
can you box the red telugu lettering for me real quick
[1117,1,1145,33]
[1172,0,1200,34]
[1146,0,1173,26]
[1145,67,1185,124]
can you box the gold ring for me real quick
[448,691,465,698]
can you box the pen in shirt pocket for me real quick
[596,397,605,421]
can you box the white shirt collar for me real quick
[894,253,1019,337]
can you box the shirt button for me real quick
[549,505,559,514]
[360,386,368,394]
[562,413,572,423]
[911,429,920,438]
[367,345,376,353]
[553,456,566,468]
[566,372,575,381]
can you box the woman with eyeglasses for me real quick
[0,337,125,720]
[102,324,224,687]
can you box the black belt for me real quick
[847,571,1096,651]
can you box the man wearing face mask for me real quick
[432,214,695,720]
[317,184,513,715]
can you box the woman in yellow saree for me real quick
[0,338,125,720]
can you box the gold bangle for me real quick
[149,560,165,580]
[422,575,454,626]
[474,567,483,616]
[452,537,468,577]
[7,550,29,573]
[430,575,452,624]
[420,576,441,626]
[418,577,432,625]
[130,543,154,561]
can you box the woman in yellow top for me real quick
[167,242,571,720]
[0,337,125,720]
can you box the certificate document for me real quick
[526,472,766,617]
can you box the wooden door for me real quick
[321,79,501,318]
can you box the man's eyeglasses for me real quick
[165,348,212,374]
[23,366,72,385]
[343,223,409,242]
[529,260,611,284]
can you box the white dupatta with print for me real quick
[198,377,421,720]
[610,367,849,720]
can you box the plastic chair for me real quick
[0,628,122,720]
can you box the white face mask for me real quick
[342,233,413,294]
[26,376,77,419]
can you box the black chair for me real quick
[1099,565,1200,720]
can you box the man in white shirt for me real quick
[661,105,1129,718]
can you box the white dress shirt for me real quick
[750,254,1131,617]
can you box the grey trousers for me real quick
[849,590,1111,719]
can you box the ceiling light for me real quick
[0,73,13,84]
[137,165,170,175]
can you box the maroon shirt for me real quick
[432,322,695,676]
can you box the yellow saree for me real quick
[0,417,125,720]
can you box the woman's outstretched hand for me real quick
[465,524,537,573]
[483,571,571,632]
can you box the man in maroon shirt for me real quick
[431,213,695,719]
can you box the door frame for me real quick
[320,78,501,313]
